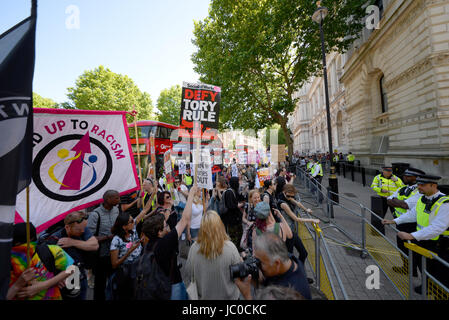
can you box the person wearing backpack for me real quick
[109,198,154,300]
[87,190,121,301]
[251,201,292,255]
[136,184,197,300]
[208,176,227,213]
[221,177,245,251]
[43,211,99,300]
[8,223,75,300]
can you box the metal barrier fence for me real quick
[297,220,348,300]
[295,165,449,300]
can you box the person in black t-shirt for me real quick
[141,185,197,300]
[261,179,278,212]
[223,177,245,251]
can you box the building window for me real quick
[380,75,388,113]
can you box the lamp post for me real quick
[312,2,339,203]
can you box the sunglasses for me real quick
[68,215,88,224]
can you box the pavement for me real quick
[293,166,424,300]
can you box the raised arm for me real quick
[176,184,198,238]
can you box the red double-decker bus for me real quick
[128,120,179,178]
[128,120,224,179]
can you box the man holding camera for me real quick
[233,232,311,300]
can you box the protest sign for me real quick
[14,109,139,233]
[257,168,271,182]
[178,159,186,175]
[248,150,257,165]
[179,82,221,137]
[238,151,247,165]
[191,149,213,190]
[271,144,286,163]
[164,150,174,184]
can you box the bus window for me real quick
[129,125,151,139]
[157,126,169,139]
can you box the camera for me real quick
[230,256,260,281]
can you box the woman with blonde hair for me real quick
[185,210,242,300]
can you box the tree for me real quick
[156,85,182,125]
[192,0,371,159]
[33,92,58,108]
[67,65,153,122]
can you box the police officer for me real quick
[370,166,405,235]
[311,158,324,203]
[383,175,449,293]
[347,152,355,165]
[306,157,313,174]
[386,168,425,274]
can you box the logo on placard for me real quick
[33,132,113,202]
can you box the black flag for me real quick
[0,1,37,299]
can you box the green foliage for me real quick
[66,65,154,122]
[156,85,182,125]
[192,0,371,157]
[33,92,58,108]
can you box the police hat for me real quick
[416,174,441,185]
[403,168,426,177]
[381,166,393,171]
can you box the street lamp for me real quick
[312,1,339,204]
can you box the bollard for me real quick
[329,166,339,204]
[362,167,366,187]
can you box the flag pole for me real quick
[194,123,200,185]
[26,186,31,267]
[133,106,144,200]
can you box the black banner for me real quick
[0,0,37,300]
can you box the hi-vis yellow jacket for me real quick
[371,174,404,197]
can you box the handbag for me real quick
[186,273,198,300]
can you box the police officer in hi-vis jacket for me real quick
[370,166,405,235]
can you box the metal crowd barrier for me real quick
[297,220,348,300]
[294,165,449,300]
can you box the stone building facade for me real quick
[290,0,449,182]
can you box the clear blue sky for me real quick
[0,0,211,108]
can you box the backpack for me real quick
[135,243,171,300]
[34,244,58,275]
[207,194,220,213]
[219,188,236,218]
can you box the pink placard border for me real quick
[16,108,141,233]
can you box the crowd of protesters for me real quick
[8,157,326,301]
